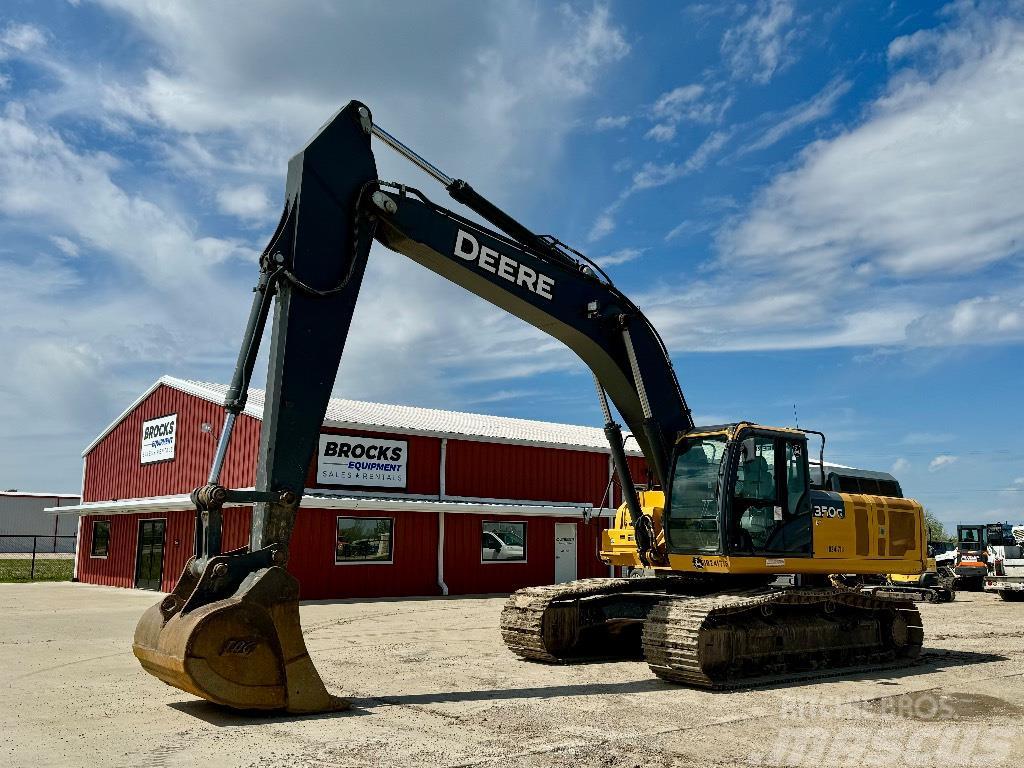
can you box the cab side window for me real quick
[734,437,776,500]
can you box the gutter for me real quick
[45,493,593,519]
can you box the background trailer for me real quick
[55,376,647,598]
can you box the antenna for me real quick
[793,403,799,429]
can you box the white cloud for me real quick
[741,77,852,154]
[49,235,80,257]
[0,3,632,490]
[643,84,730,143]
[929,454,958,472]
[592,6,1024,356]
[721,0,800,84]
[0,103,248,285]
[645,123,676,142]
[594,115,630,130]
[630,130,732,192]
[907,295,1024,346]
[593,248,643,267]
[0,23,47,54]
[891,457,910,474]
[587,210,617,242]
[216,184,272,221]
[588,128,732,243]
[651,84,705,120]
[664,216,718,242]
[724,11,1024,280]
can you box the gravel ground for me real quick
[1,583,1022,768]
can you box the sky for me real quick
[0,0,1021,530]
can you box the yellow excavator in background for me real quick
[133,101,927,711]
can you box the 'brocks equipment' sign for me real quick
[140,413,177,464]
[316,434,408,488]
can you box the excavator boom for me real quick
[133,100,692,711]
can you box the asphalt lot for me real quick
[2,583,1022,768]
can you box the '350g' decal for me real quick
[813,504,846,519]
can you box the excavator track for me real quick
[502,580,924,689]
[501,577,667,662]
[642,587,923,689]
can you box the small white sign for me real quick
[141,414,177,464]
[317,434,408,488]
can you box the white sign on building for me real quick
[317,434,408,488]
[140,414,177,464]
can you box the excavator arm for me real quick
[132,100,693,712]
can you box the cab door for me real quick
[728,433,812,556]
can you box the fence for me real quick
[0,535,76,582]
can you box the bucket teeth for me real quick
[133,564,345,713]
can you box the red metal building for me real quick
[54,377,645,598]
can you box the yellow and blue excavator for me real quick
[133,101,927,711]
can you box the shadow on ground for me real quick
[169,648,1007,725]
[168,700,370,727]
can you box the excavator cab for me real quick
[663,424,813,559]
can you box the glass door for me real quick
[134,519,166,590]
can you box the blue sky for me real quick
[0,1,1021,529]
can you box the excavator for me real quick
[133,101,927,711]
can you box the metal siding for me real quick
[0,494,80,536]
[444,441,609,504]
[83,385,260,503]
[306,428,440,496]
[77,513,141,588]
[222,506,253,552]
[287,508,440,600]
[76,508,254,592]
[160,510,195,592]
[442,513,609,594]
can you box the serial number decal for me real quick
[691,556,727,570]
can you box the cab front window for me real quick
[666,436,727,553]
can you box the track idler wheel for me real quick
[133,561,344,713]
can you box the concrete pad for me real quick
[1,583,1022,767]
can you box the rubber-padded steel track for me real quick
[501,577,665,662]
[642,587,923,689]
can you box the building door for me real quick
[554,523,577,583]
[135,519,166,590]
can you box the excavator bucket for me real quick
[133,559,345,713]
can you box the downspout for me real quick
[437,511,448,596]
[73,455,86,581]
[437,438,449,595]
[73,515,82,582]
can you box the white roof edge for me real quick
[82,375,644,458]
[0,491,81,498]
[46,494,596,518]
[81,377,169,457]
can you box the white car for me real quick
[482,531,525,561]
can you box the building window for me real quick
[335,517,393,564]
[91,520,111,558]
[481,521,527,563]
